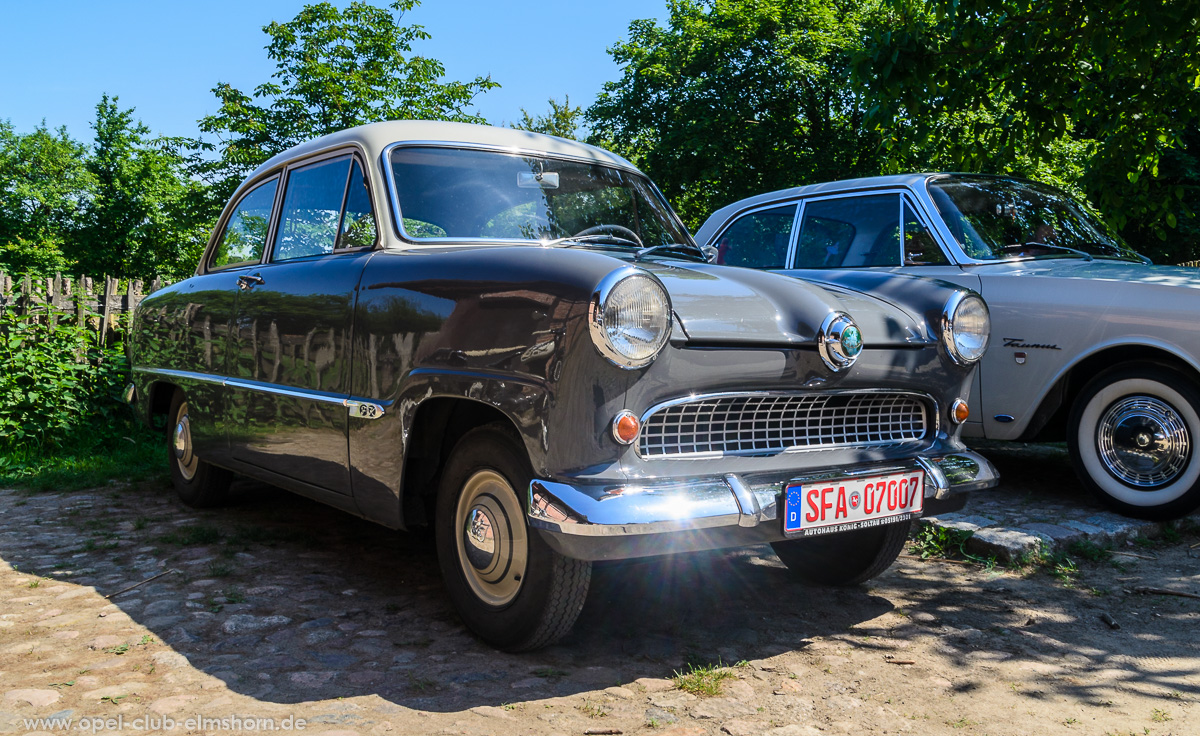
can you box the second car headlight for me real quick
[942,292,990,364]
[589,268,671,369]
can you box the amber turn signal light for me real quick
[612,410,641,445]
[950,399,970,425]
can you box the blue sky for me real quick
[1,0,669,142]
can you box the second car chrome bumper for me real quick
[527,450,998,560]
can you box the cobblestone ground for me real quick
[1,446,1197,736]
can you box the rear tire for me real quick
[770,521,910,586]
[435,423,591,651]
[1068,364,1200,520]
[167,390,232,508]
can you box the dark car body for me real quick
[127,123,997,649]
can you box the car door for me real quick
[228,151,378,493]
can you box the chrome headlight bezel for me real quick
[817,311,863,372]
[588,267,672,369]
[941,291,990,365]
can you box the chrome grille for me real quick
[638,392,930,458]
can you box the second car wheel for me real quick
[167,389,233,508]
[435,423,591,651]
[770,520,910,586]
[1069,364,1200,520]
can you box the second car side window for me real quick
[713,205,796,268]
[794,194,901,268]
[273,157,353,261]
[903,201,949,265]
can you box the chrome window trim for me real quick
[635,389,939,459]
[133,367,386,419]
[379,141,688,246]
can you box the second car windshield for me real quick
[388,146,693,250]
[928,176,1142,262]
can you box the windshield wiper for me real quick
[996,243,1093,261]
[634,242,707,262]
[543,234,642,248]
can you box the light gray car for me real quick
[697,173,1200,520]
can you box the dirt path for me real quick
[2,447,1197,736]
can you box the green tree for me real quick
[512,96,585,140]
[855,0,1200,260]
[0,121,92,275]
[76,96,210,280]
[198,0,498,191]
[587,0,883,228]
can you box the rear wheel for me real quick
[770,521,910,586]
[167,390,232,508]
[435,423,591,651]
[1069,365,1200,520]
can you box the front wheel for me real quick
[770,521,910,586]
[1068,365,1200,520]
[435,424,591,651]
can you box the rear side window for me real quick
[794,195,900,268]
[713,205,796,268]
[210,179,278,269]
[273,156,377,261]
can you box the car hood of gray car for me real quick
[639,260,933,348]
[973,258,1200,289]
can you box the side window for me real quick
[713,205,796,268]
[338,160,377,249]
[273,156,352,262]
[903,201,948,265]
[210,179,278,269]
[794,194,900,268]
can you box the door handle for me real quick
[237,274,265,290]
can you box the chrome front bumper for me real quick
[528,451,998,561]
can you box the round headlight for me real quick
[942,292,990,364]
[818,312,863,372]
[589,269,671,369]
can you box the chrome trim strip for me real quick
[132,368,385,419]
[636,389,938,459]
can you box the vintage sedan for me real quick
[127,123,997,651]
[698,173,1200,520]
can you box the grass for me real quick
[908,524,975,560]
[0,423,165,494]
[673,661,735,697]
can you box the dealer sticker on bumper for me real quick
[783,470,924,537]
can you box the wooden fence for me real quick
[0,272,169,345]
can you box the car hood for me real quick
[639,260,934,347]
[972,258,1200,289]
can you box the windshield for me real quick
[387,146,694,252]
[928,176,1143,262]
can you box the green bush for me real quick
[0,299,129,453]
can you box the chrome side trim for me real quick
[132,368,386,420]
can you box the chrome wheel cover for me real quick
[173,401,198,481]
[455,469,527,607]
[1097,395,1191,488]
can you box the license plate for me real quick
[782,470,924,537]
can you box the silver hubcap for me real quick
[173,402,198,481]
[1098,395,1191,488]
[455,469,527,607]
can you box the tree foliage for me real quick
[854,0,1200,259]
[512,96,585,140]
[587,0,884,228]
[0,121,92,274]
[198,0,498,188]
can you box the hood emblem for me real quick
[818,312,863,372]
